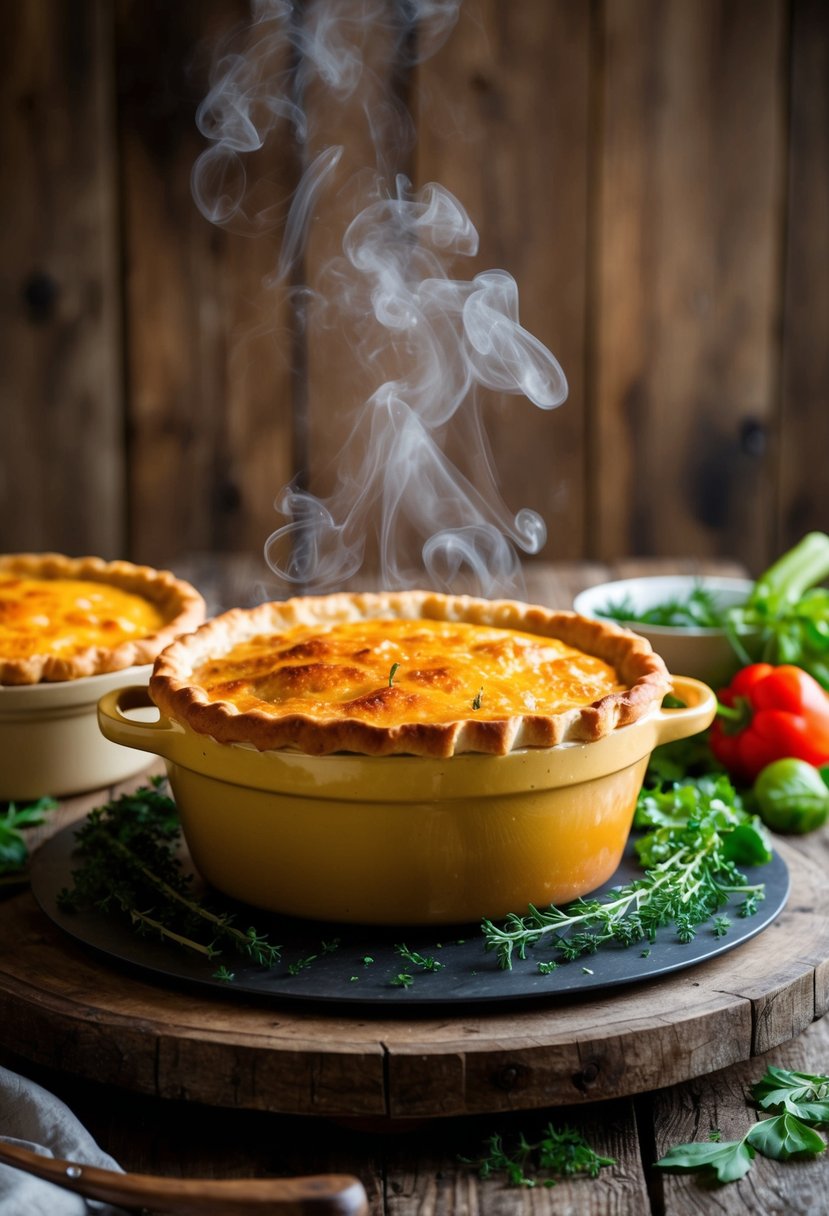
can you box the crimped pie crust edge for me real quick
[150,590,672,758]
[0,552,206,685]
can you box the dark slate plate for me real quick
[30,823,789,1009]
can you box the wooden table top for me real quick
[4,556,829,1214]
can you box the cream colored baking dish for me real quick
[1,667,156,800]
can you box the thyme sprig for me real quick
[395,943,443,972]
[461,1123,615,1187]
[57,779,281,970]
[482,774,771,970]
[286,937,341,975]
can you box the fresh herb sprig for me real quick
[481,774,770,970]
[395,943,443,972]
[0,798,56,883]
[461,1123,615,1188]
[656,1065,829,1183]
[58,779,281,971]
[287,937,341,975]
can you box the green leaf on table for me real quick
[751,1066,829,1123]
[655,1138,755,1183]
[745,1113,826,1160]
[0,798,57,875]
[0,834,27,873]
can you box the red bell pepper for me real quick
[709,662,829,784]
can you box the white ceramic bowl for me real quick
[573,575,753,689]
[0,665,157,800]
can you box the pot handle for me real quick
[97,686,179,760]
[652,676,718,747]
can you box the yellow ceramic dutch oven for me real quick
[98,676,715,926]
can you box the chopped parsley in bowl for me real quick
[573,575,753,688]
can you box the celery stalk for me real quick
[748,532,829,614]
[726,532,829,688]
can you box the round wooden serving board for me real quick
[1,837,828,1122]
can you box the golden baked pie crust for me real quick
[0,553,206,685]
[150,590,672,758]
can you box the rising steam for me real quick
[193,0,568,597]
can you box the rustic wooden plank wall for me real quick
[115,0,299,561]
[779,0,829,549]
[0,1,124,557]
[595,0,786,572]
[1,0,826,576]
[415,1,591,563]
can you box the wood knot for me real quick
[492,1063,525,1092]
[572,1060,600,1094]
[739,416,767,458]
[22,271,59,324]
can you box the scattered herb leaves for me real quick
[656,1066,829,1184]
[472,686,484,710]
[746,1114,826,1161]
[388,662,399,687]
[752,1065,829,1123]
[461,1123,615,1188]
[57,779,281,976]
[656,1137,756,1183]
[287,937,341,976]
[596,583,726,629]
[482,774,770,970]
[395,943,443,972]
[390,972,414,988]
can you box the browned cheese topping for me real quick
[0,575,165,662]
[193,617,623,726]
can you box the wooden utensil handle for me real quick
[0,1140,368,1214]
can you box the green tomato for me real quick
[752,758,829,834]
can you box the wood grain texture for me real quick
[777,0,829,550]
[116,0,298,567]
[1,830,824,1120]
[380,1100,649,1214]
[593,0,786,570]
[646,813,829,1214]
[0,0,124,557]
[649,1013,829,1215]
[413,0,591,564]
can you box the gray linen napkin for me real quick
[0,1066,128,1215]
